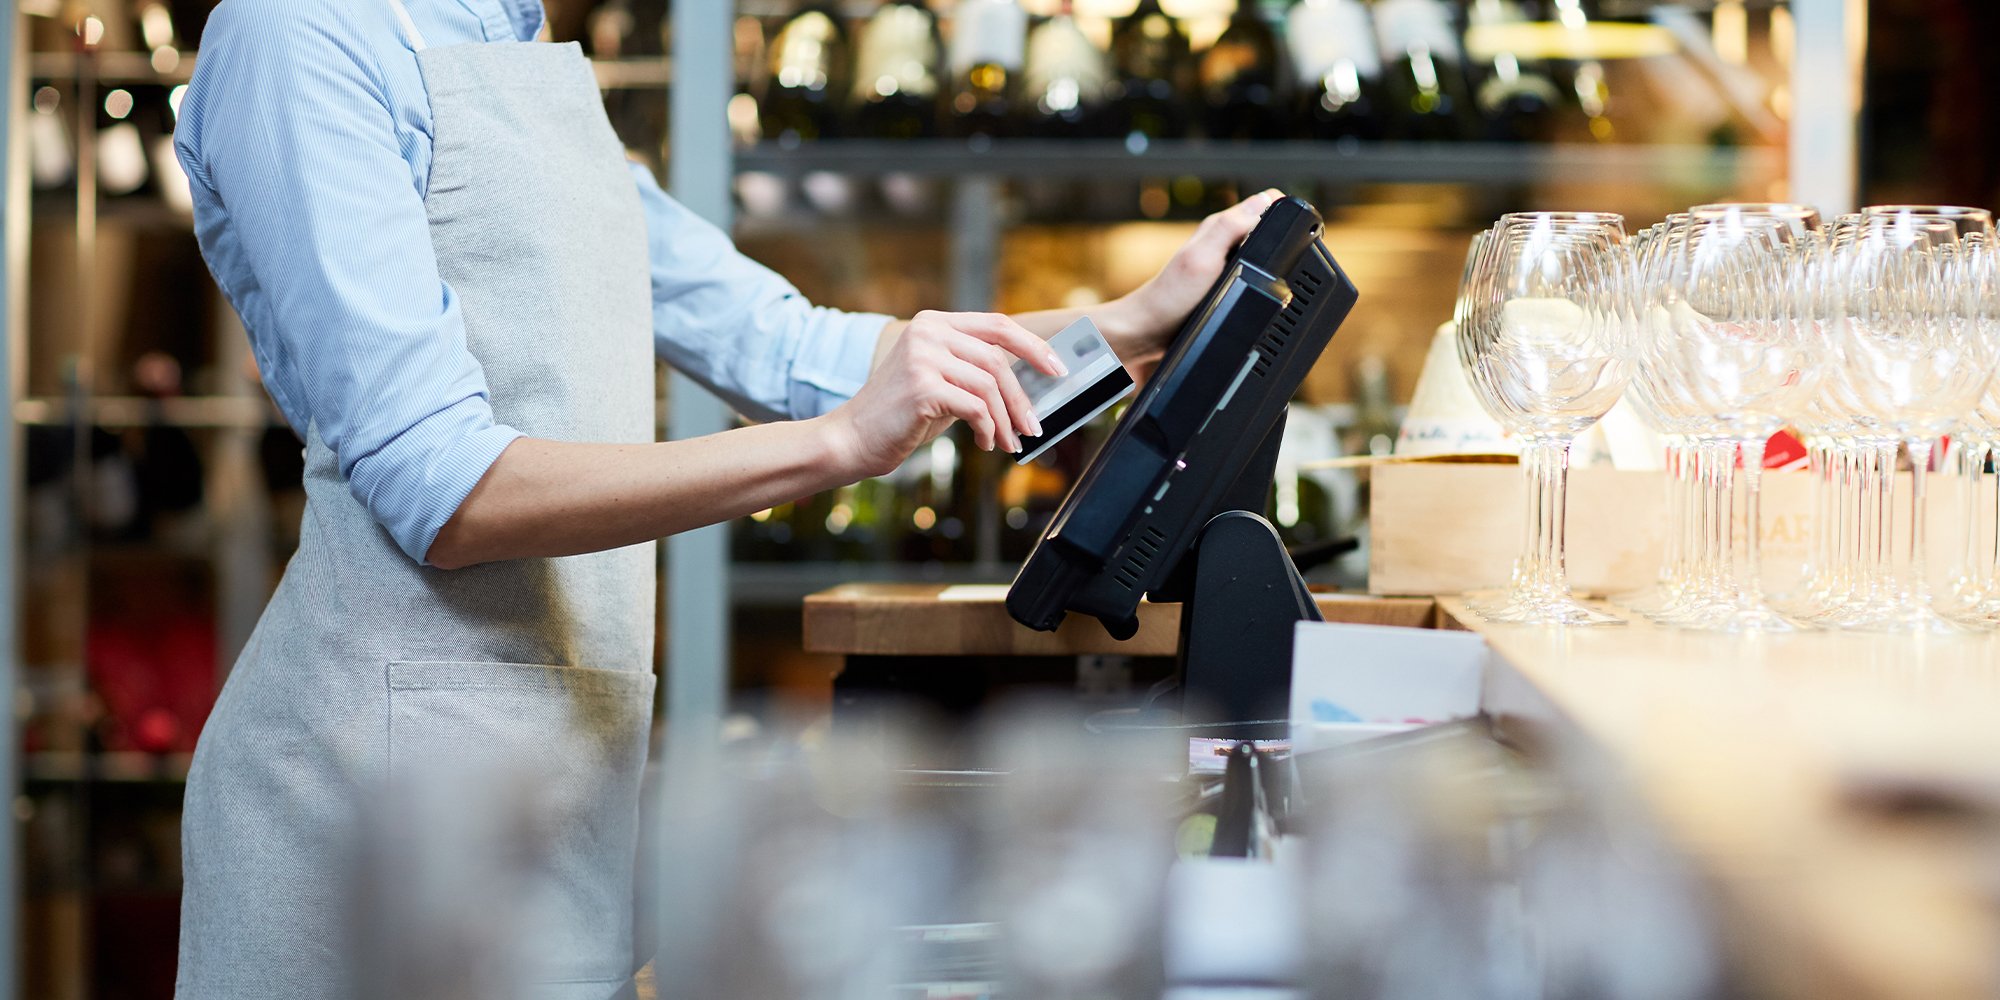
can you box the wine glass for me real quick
[1642,215,1821,630]
[1619,219,1711,618]
[1940,235,2000,627]
[1456,214,1630,625]
[1862,204,1995,241]
[1822,215,1994,630]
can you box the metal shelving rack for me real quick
[736,137,1784,185]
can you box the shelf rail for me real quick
[734,139,1785,186]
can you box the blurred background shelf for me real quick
[732,560,1012,606]
[13,396,270,430]
[27,49,194,84]
[735,138,1782,185]
[29,49,665,91]
[24,752,193,785]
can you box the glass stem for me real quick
[1740,436,1768,605]
[1662,439,1684,588]
[1907,436,1934,605]
[1807,439,1827,592]
[1514,443,1538,591]
[1523,436,1574,598]
[1843,443,1863,600]
[1988,439,2000,595]
[1721,439,1740,600]
[1848,446,1864,600]
[1875,441,1898,602]
[1682,442,1703,602]
[1954,442,1985,600]
[1708,440,1730,600]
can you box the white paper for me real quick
[1289,622,1488,752]
[938,584,1011,602]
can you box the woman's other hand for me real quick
[1100,189,1286,379]
[824,310,1066,479]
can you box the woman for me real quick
[171,0,1281,996]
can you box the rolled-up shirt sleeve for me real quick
[631,163,891,423]
[176,1,521,565]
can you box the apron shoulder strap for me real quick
[387,0,428,52]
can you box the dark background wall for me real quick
[1862,0,2000,207]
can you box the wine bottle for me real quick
[1022,0,1111,139]
[1464,0,1562,142]
[947,0,1029,140]
[895,434,971,563]
[97,88,151,198]
[1199,1,1286,140]
[1372,0,1475,141]
[1107,0,1194,142]
[586,0,666,58]
[852,0,943,140]
[1286,0,1385,141]
[998,455,1074,561]
[133,0,182,73]
[1545,0,1615,142]
[763,3,852,144]
[28,86,73,190]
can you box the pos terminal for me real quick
[1006,196,1359,737]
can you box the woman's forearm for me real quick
[426,415,860,569]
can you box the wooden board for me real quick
[803,583,1439,657]
[1442,597,2000,1000]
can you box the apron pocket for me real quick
[385,660,656,987]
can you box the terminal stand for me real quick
[1164,412,1324,740]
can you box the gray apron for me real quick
[177,5,658,997]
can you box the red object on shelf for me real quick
[86,611,215,755]
[1764,430,1808,470]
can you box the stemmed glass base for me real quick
[1706,604,1804,633]
[1469,588,1625,626]
[1465,435,1626,627]
[1639,586,1805,632]
[1824,597,1970,633]
[1944,601,2000,630]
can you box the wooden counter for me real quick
[1442,597,2000,1000]
[803,583,1439,658]
[803,584,2000,997]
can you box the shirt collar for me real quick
[454,0,545,41]
[497,0,546,40]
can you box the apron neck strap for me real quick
[388,0,428,52]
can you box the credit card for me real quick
[1013,317,1135,465]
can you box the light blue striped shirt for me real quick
[176,0,889,564]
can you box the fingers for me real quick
[931,377,1000,453]
[1199,188,1285,249]
[939,356,1024,453]
[938,310,1068,377]
[949,336,1043,441]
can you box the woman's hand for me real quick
[1101,189,1286,378]
[824,310,1067,479]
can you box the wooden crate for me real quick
[1368,463,1960,598]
